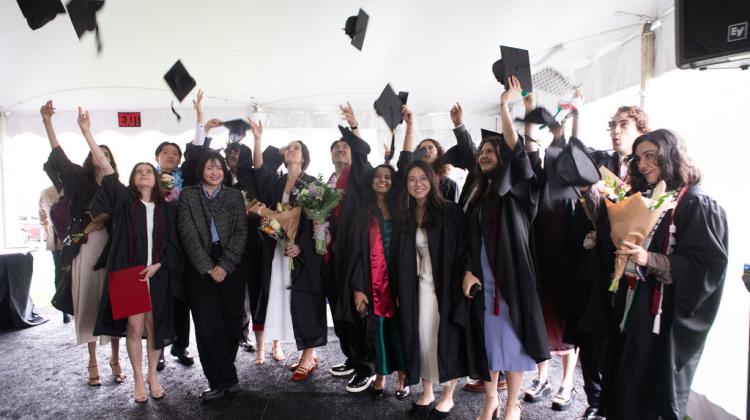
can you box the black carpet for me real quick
[0,307,588,419]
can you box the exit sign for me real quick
[118,112,141,127]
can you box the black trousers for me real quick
[172,296,191,350]
[187,252,245,389]
[51,249,64,291]
[578,333,604,408]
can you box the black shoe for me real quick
[240,339,256,352]
[523,379,551,403]
[201,384,240,401]
[329,361,355,377]
[369,384,386,399]
[62,313,72,324]
[346,372,375,393]
[395,386,411,400]
[156,351,166,372]
[578,406,602,420]
[409,402,432,417]
[171,348,194,366]
[426,407,451,419]
[551,386,576,411]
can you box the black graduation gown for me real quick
[254,172,326,349]
[564,195,615,346]
[329,132,373,323]
[392,202,470,386]
[91,174,183,349]
[462,139,550,376]
[600,186,729,420]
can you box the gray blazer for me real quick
[178,184,247,275]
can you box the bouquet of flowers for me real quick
[161,172,183,203]
[598,167,675,292]
[63,232,86,246]
[293,175,344,255]
[257,203,301,270]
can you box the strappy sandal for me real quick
[551,386,576,411]
[87,364,101,387]
[504,402,522,420]
[109,361,127,384]
[523,379,551,402]
[290,359,317,381]
[148,379,166,400]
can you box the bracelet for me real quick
[350,125,358,130]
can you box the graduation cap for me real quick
[413,146,429,162]
[66,0,104,53]
[374,83,408,159]
[480,128,504,144]
[555,137,599,187]
[491,45,532,93]
[440,144,473,170]
[163,60,196,121]
[17,0,66,30]
[223,119,250,143]
[515,107,560,129]
[344,8,369,51]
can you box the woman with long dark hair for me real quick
[40,101,125,387]
[461,77,550,420]
[248,139,326,382]
[392,159,469,418]
[344,162,409,399]
[600,129,728,420]
[394,107,459,203]
[77,108,182,402]
[178,150,247,401]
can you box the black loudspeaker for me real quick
[676,0,750,69]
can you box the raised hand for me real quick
[402,105,413,127]
[523,91,535,111]
[77,107,91,131]
[40,100,55,122]
[192,89,204,113]
[248,117,263,139]
[383,143,393,162]
[500,76,522,106]
[339,101,359,128]
[204,118,223,132]
[449,102,463,127]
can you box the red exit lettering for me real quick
[118,112,141,127]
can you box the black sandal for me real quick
[523,379,551,402]
[551,386,576,411]
[395,386,411,400]
[409,401,432,417]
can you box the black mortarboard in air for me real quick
[515,107,560,129]
[344,8,369,51]
[66,0,104,53]
[492,45,532,93]
[374,83,408,159]
[223,119,251,143]
[163,60,196,121]
[374,83,407,131]
[17,0,66,30]
[555,137,600,187]
[440,144,473,170]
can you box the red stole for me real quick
[324,166,351,265]
[368,216,394,318]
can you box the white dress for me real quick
[263,192,296,343]
[416,228,440,383]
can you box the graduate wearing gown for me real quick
[600,130,729,420]
[392,160,471,417]
[251,140,326,381]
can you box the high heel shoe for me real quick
[134,379,148,404]
[87,364,101,387]
[148,379,166,400]
[109,361,127,384]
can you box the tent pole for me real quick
[0,111,7,249]
[640,22,656,110]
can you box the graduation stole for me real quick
[650,186,688,334]
[368,215,394,318]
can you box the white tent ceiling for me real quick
[2,0,675,128]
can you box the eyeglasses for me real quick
[407,175,430,185]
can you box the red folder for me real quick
[108,265,152,320]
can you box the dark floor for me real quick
[0,307,589,420]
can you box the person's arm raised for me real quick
[402,105,414,152]
[522,92,539,152]
[339,101,362,138]
[77,107,114,176]
[249,117,263,168]
[499,76,522,150]
[40,101,60,149]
